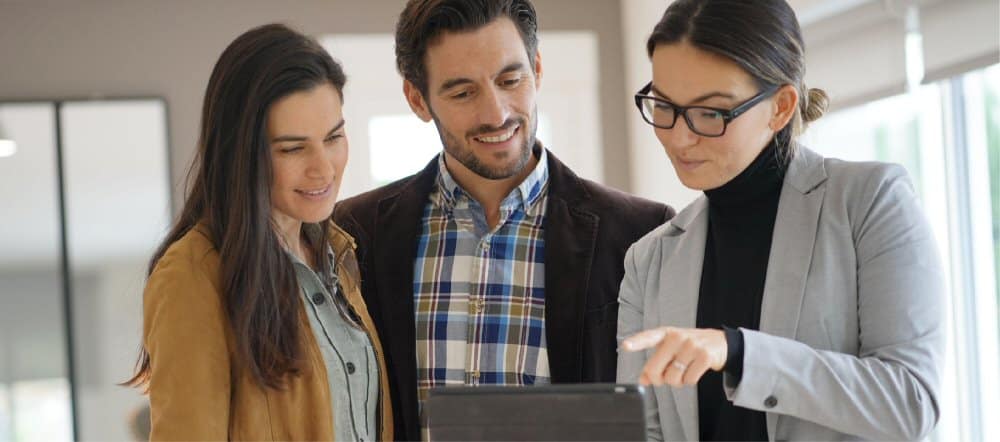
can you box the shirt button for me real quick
[346,362,356,374]
[764,395,778,408]
[311,292,325,305]
[469,298,485,313]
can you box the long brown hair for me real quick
[646,0,829,155]
[125,23,346,389]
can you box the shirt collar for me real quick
[286,224,339,287]
[435,144,549,212]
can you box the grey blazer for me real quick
[617,147,945,441]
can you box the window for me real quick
[0,383,9,440]
[803,63,1000,442]
[0,99,169,442]
[955,62,1000,440]
[983,65,1000,330]
[1,379,73,441]
[982,64,1000,332]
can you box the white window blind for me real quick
[802,0,999,110]
[803,1,908,109]
[921,0,1000,83]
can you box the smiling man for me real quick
[332,0,674,438]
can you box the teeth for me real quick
[476,128,516,143]
[299,187,327,196]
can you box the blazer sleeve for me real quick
[725,165,945,440]
[616,242,665,441]
[144,249,232,440]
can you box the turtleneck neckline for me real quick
[696,138,787,441]
[704,139,787,207]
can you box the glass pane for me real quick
[986,61,1000,344]
[59,100,170,441]
[0,383,10,440]
[959,63,1000,439]
[0,102,74,442]
[12,379,72,441]
[988,65,1000,333]
[976,62,1000,351]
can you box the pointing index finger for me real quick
[621,327,671,352]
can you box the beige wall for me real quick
[0,0,631,211]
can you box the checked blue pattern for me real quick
[413,150,551,403]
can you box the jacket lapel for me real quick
[372,158,438,439]
[759,147,827,438]
[326,223,394,440]
[542,151,599,382]
[657,197,709,442]
[543,197,598,382]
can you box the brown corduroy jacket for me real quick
[333,147,674,440]
[142,221,393,440]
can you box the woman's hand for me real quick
[622,327,728,387]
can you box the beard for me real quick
[429,108,537,180]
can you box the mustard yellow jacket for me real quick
[142,222,393,440]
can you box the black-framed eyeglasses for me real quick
[634,82,780,137]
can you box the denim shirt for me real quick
[290,246,378,441]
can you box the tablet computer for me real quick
[423,383,650,441]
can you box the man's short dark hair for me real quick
[395,0,539,96]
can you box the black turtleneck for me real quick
[696,140,787,441]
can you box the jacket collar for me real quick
[325,220,356,264]
[659,144,827,236]
[435,146,550,213]
[784,144,828,195]
[379,142,589,210]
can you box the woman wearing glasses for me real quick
[125,24,392,440]
[616,0,944,440]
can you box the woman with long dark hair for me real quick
[617,0,944,440]
[125,24,392,440]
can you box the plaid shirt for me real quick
[414,150,551,402]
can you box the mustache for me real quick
[467,118,523,138]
